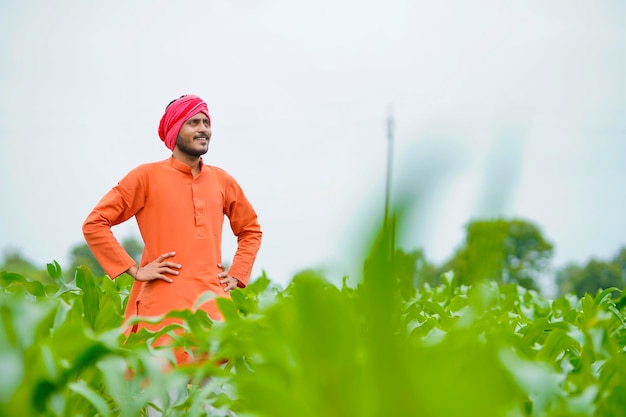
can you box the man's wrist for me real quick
[127,265,139,279]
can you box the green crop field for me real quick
[2,228,626,417]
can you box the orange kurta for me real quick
[83,156,262,328]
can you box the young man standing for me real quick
[83,94,262,364]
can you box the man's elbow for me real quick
[82,218,91,239]
[82,213,106,243]
[238,227,262,246]
[251,228,263,243]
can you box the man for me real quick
[83,94,262,364]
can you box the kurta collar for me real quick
[168,155,204,174]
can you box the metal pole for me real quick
[384,105,395,258]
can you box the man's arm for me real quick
[222,176,263,288]
[82,186,141,279]
[83,170,183,282]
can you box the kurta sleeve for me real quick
[82,168,146,279]
[224,175,262,286]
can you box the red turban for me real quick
[158,95,210,151]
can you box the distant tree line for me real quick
[1,219,624,299]
[392,218,625,300]
[0,236,142,284]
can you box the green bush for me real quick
[2,246,626,416]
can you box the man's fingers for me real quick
[147,275,173,283]
[157,251,176,261]
[219,276,238,291]
[153,273,173,283]
[161,261,182,269]
[136,274,173,283]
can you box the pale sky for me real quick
[1,0,625,288]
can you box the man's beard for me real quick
[176,135,209,157]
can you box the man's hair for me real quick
[165,95,187,110]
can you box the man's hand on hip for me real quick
[128,251,181,283]
[217,262,239,292]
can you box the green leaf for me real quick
[537,328,580,362]
[0,272,45,297]
[33,380,56,412]
[594,287,620,308]
[68,380,111,417]
[246,272,271,295]
[75,266,100,329]
[519,317,551,345]
[46,261,63,281]
[230,289,253,315]
[216,297,241,322]
[94,299,124,331]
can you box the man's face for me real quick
[175,112,211,157]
